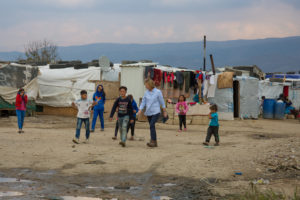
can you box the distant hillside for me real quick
[1,36,300,72]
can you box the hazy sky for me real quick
[1,0,300,51]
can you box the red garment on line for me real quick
[283,86,289,97]
[153,69,162,86]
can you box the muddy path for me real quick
[0,167,218,200]
[0,115,300,199]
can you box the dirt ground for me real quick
[0,115,299,200]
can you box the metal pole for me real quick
[210,54,216,75]
[203,35,206,71]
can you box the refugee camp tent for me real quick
[37,64,120,107]
[0,63,39,111]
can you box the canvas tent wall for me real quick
[0,63,39,111]
[37,64,120,107]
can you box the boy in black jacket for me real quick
[110,86,134,147]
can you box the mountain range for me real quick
[1,36,300,73]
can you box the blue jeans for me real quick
[76,118,90,139]
[147,113,160,141]
[16,110,26,129]
[118,115,129,143]
[91,109,104,130]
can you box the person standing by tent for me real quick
[138,79,167,148]
[15,88,28,134]
[91,85,106,132]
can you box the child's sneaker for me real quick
[178,129,182,132]
[90,130,95,133]
[112,137,117,140]
[101,129,104,132]
[203,142,209,146]
[214,142,219,146]
[184,128,187,132]
[129,136,134,141]
[72,138,80,144]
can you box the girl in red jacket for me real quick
[15,88,27,133]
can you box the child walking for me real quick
[91,85,106,132]
[72,90,95,144]
[15,88,28,134]
[175,95,189,132]
[112,95,138,141]
[127,95,139,140]
[110,86,134,147]
[203,104,220,146]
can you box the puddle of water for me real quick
[0,191,24,197]
[162,183,176,187]
[152,196,173,200]
[0,177,31,183]
[62,197,117,200]
[86,186,140,191]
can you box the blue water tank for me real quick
[263,99,276,119]
[274,102,286,119]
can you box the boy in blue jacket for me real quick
[127,95,139,140]
[91,85,106,132]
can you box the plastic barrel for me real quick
[274,102,286,119]
[263,99,276,119]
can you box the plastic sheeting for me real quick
[237,76,260,119]
[37,65,120,107]
[258,81,283,99]
[0,63,39,103]
[208,87,234,120]
[289,88,300,109]
[0,78,39,104]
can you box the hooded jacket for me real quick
[93,85,106,110]
[15,93,28,110]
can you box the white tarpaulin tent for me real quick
[0,63,39,103]
[258,81,284,99]
[37,65,120,107]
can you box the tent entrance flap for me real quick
[233,80,240,118]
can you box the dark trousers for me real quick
[76,118,90,139]
[179,115,186,130]
[205,126,219,143]
[147,113,160,141]
[115,120,119,137]
[127,118,136,136]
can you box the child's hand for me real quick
[92,101,97,106]
[137,110,142,116]
[130,120,134,124]
[71,102,75,107]
[109,118,113,122]
[133,110,137,113]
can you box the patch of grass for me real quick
[230,185,300,200]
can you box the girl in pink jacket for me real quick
[176,95,189,132]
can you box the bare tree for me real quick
[24,39,59,64]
